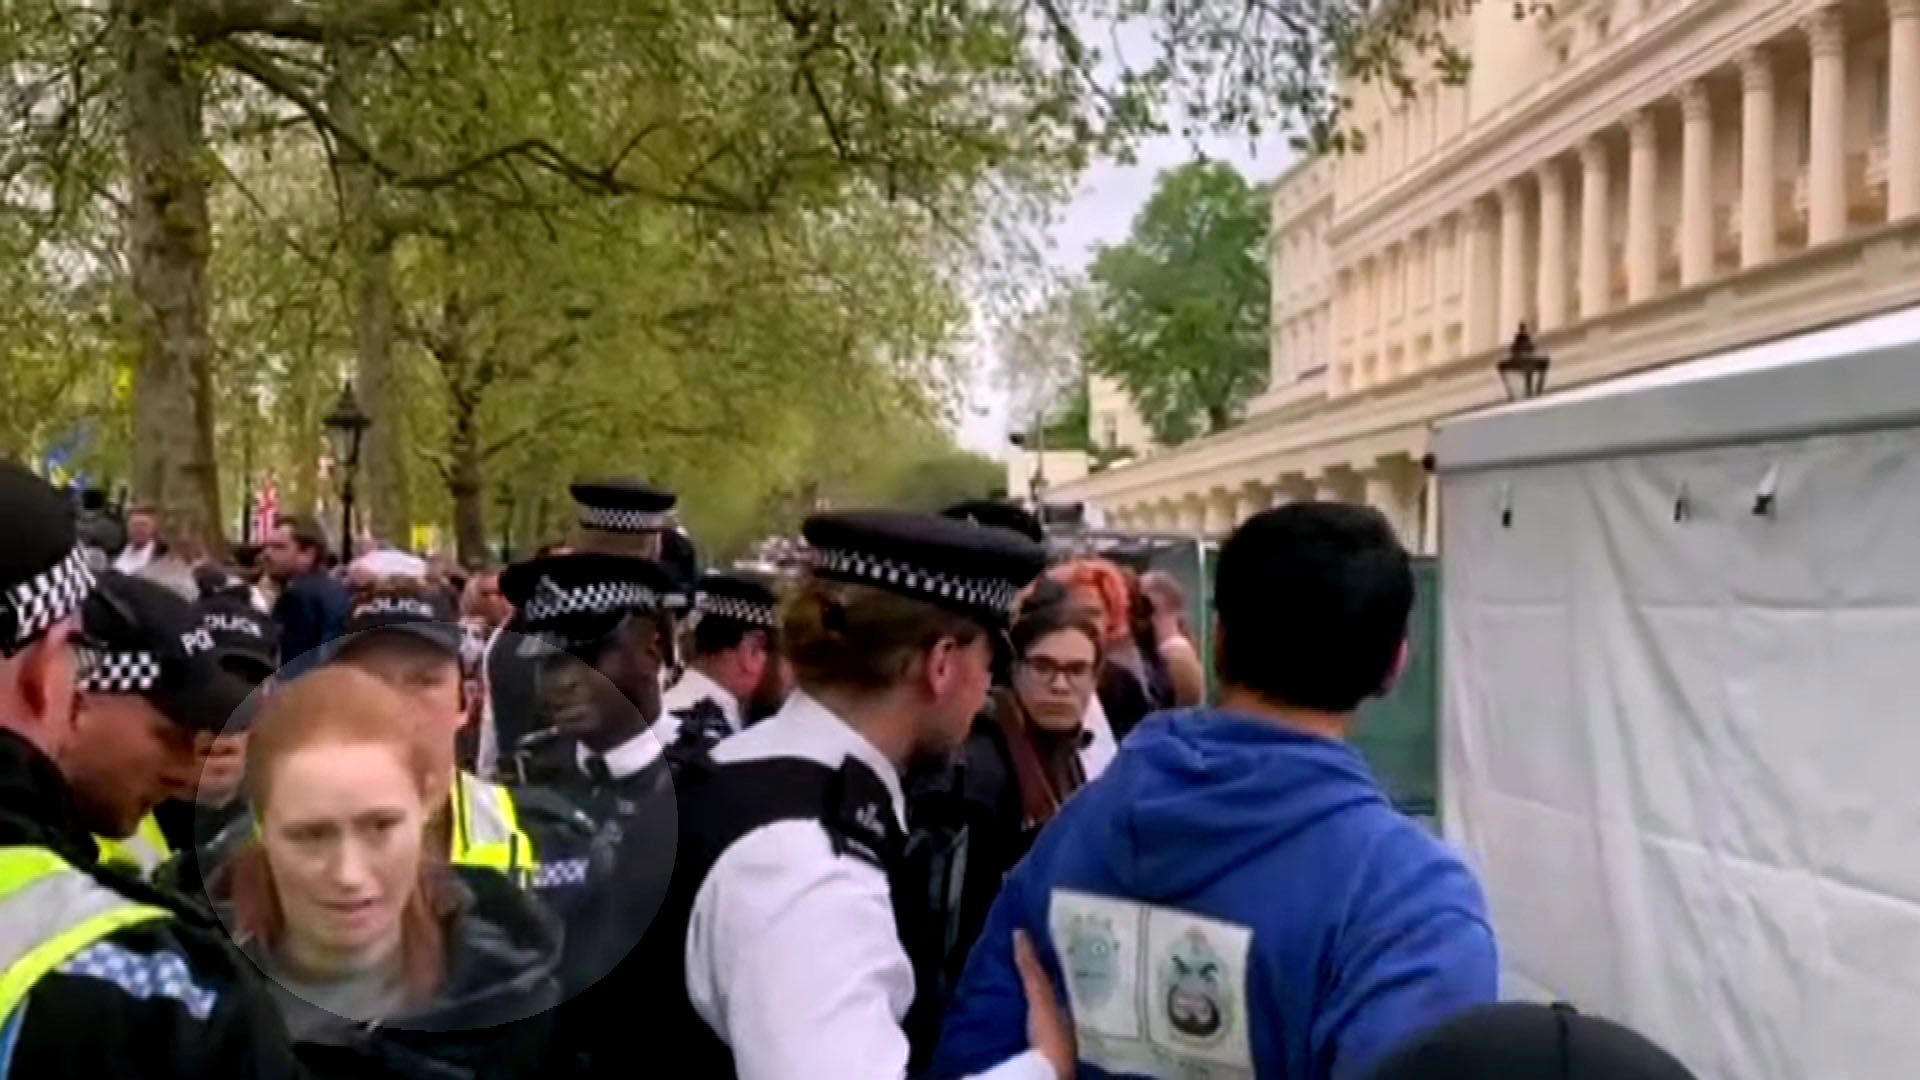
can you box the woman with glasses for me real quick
[942,600,1104,988]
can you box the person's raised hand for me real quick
[1016,928,1076,1079]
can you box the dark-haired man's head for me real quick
[1213,502,1412,729]
[264,515,328,582]
[692,615,786,717]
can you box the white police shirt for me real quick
[656,666,742,747]
[685,691,1055,1080]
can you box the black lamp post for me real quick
[1496,324,1552,402]
[322,380,372,554]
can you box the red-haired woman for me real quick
[1048,557,1168,740]
[210,665,561,1080]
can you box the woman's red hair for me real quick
[1048,558,1134,645]
[224,665,450,1004]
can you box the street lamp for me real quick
[1496,324,1551,402]
[322,380,372,553]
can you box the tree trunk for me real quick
[122,0,222,547]
[449,409,487,566]
[330,51,410,545]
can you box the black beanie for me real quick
[1363,1004,1697,1080]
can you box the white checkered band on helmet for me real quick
[578,505,670,533]
[521,576,662,624]
[811,547,1019,618]
[75,649,163,694]
[4,546,95,652]
[694,593,777,628]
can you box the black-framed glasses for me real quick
[1020,656,1096,685]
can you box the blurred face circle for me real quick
[1016,628,1100,733]
[127,513,156,547]
[66,694,199,837]
[261,741,426,975]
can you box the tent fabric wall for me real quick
[1439,425,1920,1080]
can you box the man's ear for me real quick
[1375,639,1411,699]
[920,637,959,698]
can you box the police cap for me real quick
[192,591,280,685]
[0,460,94,656]
[78,572,255,733]
[500,552,677,650]
[570,476,678,535]
[693,573,779,630]
[941,499,1044,544]
[801,509,1047,629]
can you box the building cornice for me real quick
[1326,0,1800,260]
[1059,217,1920,504]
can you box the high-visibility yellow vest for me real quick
[0,846,171,1020]
[94,814,173,879]
[447,771,534,886]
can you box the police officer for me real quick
[496,551,679,808]
[0,461,304,1077]
[627,509,1072,1080]
[497,551,681,1076]
[74,573,258,879]
[657,572,787,759]
[480,476,680,774]
[149,585,281,852]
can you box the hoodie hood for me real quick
[1095,708,1389,902]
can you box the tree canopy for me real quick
[0,0,1496,557]
[1084,159,1271,445]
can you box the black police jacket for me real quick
[0,730,309,1080]
[612,752,938,1080]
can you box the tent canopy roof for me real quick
[1433,304,1920,473]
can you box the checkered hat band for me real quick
[695,594,777,628]
[521,578,661,624]
[578,505,669,533]
[76,649,162,694]
[811,547,1018,617]
[4,546,95,649]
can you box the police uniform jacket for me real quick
[647,691,1053,1080]
[547,730,678,1078]
[0,728,307,1080]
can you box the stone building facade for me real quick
[1053,0,1920,553]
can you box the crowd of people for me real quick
[0,461,1702,1080]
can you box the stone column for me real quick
[1579,137,1612,319]
[1806,5,1847,245]
[1890,0,1920,219]
[1627,107,1659,303]
[1364,457,1424,549]
[1739,47,1777,267]
[1536,160,1568,329]
[1430,215,1452,356]
[1203,489,1236,538]
[1234,484,1267,526]
[1401,235,1419,367]
[1462,199,1499,353]
[1680,80,1714,286]
[1498,179,1528,338]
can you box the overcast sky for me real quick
[957,129,1293,455]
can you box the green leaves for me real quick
[1083,159,1269,446]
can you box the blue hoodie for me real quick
[932,708,1497,1080]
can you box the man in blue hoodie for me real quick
[934,502,1497,1080]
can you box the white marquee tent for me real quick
[1430,303,1920,1080]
